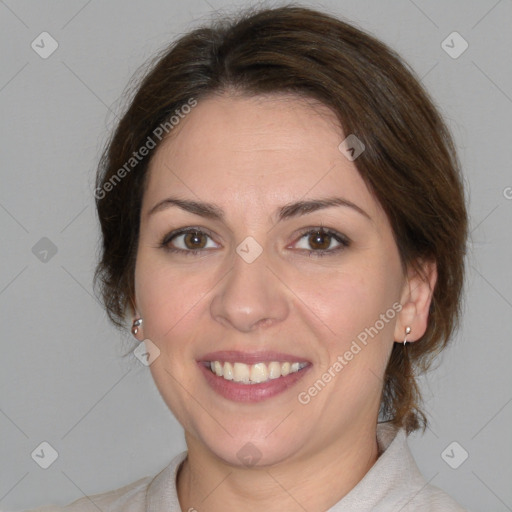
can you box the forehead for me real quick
[142,93,380,221]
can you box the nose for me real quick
[210,248,290,332]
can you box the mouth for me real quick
[197,351,312,402]
[204,360,309,384]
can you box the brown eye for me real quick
[308,230,332,250]
[161,228,218,254]
[293,227,350,256]
[183,231,207,249]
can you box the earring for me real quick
[131,318,143,337]
[403,326,411,346]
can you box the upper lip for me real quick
[198,350,311,365]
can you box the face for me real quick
[133,93,408,467]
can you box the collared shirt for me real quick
[24,422,468,511]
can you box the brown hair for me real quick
[93,5,468,433]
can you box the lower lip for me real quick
[198,362,311,402]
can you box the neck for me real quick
[177,422,380,512]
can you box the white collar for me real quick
[145,422,464,511]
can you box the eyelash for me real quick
[158,226,350,258]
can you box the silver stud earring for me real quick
[403,326,411,346]
[131,318,143,337]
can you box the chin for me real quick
[206,434,304,469]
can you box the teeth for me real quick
[208,360,307,384]
[223,361,234,380]
[233,362,250,383]
[250,362,268,383]
[213,361,223,377]
[268,361,281,379]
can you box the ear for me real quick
[394,259,437,344]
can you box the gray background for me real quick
[0,0,511,511]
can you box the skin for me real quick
[132,93,436,512]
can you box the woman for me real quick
[30,5,468,511]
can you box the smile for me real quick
[198,356,312,402]
[208,360,309,384]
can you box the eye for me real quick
[160,228,219,254]
[293,227,350,256]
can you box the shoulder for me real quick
[21,451,188,512]
[340,423,469,512]
[21,475,152,512]
[394,482,469,511]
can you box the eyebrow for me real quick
[147,196,371,222]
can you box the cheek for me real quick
[297,264,396,336]
[291,259,401,389]
[134,253,214,339]
[134,255,215,429]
